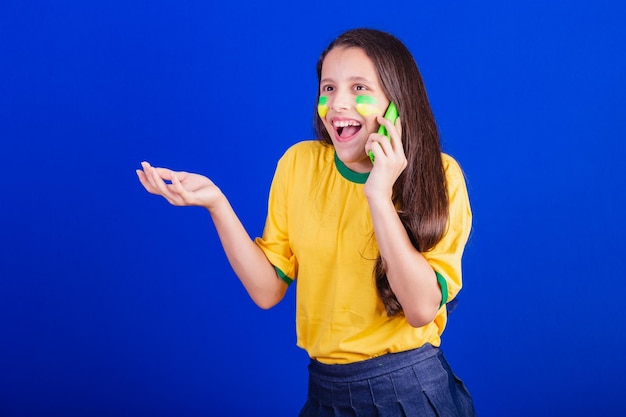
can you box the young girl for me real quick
[137,28,476,416]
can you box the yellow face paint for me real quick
[317,96,328,118]
[355,95,379,117]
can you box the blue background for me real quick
[1,1,625,416]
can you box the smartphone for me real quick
[369,101,399,163]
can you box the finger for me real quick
[151,166,182,182]
[365,136,386,162]
[140,161,161,192]
[368,133,393,157]
[394,117,402,146]
[144,163,181,203]
[136,169,159,194]
[377,116,403,149]
[139,162,189,206]
[170,171,193,204]
[157,170,191,206]
[377,115,395,134]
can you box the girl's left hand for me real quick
[363,116,406,200]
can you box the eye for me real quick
[355,85,368,91]
[321,85,335,92]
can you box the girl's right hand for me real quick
[136,161,223,210]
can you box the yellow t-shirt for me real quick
[255,140,472,364]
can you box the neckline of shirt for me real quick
[333,152,370,184]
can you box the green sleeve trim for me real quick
[274,266,294,285]
[435,270,449,308]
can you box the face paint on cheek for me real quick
[355,95,379,117]
[317,96,328,118]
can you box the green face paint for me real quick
[355,95,379,117]
[317,96,328,118]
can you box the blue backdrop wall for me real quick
[1,1,625,416]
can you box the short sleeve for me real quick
[423,154,472,304]
[254,150,298,284]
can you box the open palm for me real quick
[136,161,222,209]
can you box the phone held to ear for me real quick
[369,102,399,163]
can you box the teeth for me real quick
[333,120,361,128]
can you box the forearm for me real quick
[208,194,287,309]
[368,197,441,327]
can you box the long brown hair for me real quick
[314,28,449,317]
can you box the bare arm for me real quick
[364,118,442,327]
[207,194,288,309]
[137,162,287,309]
[366,197,441,327]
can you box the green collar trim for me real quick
[334,152,370,184]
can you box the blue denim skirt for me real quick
[299,344,476,417]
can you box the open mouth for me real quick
[333,120,362,140]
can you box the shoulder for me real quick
[441,153,469,187]
[441,153,470,199]
[269,140,336,197]
[441,153,464,179]
[277,140,334,170]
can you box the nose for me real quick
[329,91,351,112]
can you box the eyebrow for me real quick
[320,76,374,84]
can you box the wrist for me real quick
[366,193,396,214]
[205,189,228,213]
